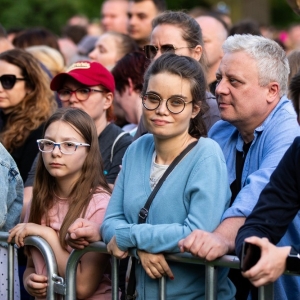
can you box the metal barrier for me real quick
[0,232,285,300]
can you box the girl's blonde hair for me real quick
[26,45,65,76]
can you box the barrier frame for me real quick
[2,233,298,300]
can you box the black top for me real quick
[230,141,252,205]
[0,110,44,183]
[235,137,300,259]
[25,122,132,186]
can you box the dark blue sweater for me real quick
[236,137,300,258]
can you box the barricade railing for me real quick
[1,232,296,300]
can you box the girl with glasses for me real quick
[99,54,235,299]
[8,108,113,300]
[134,10,220,140]
[0,48,57,183]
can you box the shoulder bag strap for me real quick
[126,140,198,299]
[138,140,198,224]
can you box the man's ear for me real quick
[266,82,280,103]
[127,78,134,95]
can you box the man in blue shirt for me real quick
[179,34,300,299]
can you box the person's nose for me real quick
[152,50,161,61]
[68,91,78,103]
[0,81,4,92]
[51,144,62,156]
[215,78,229,96]
[156,99,169,115]
[89,49,96,60]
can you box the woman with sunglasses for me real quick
[100,54,235,299]
[134,10,220,140]
[0,48,57,182]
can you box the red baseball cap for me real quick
[50,61,115,93]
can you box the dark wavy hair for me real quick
[112,51,150,94]
[12,27,60,51]
[29,108,111,248]
[142,53,208,138]
[0,48,56,152]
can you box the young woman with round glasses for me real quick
[8,108,113,300]
[99,54,235,299]
[134,10,220,140]
[0,48,57,182]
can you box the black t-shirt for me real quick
[25,123,132,186]
[0,110,44,183]
[230,141,252,205]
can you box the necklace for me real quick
[53,191,69,200]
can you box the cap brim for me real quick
[50,72,97,91]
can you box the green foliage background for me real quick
[0,0,299,35]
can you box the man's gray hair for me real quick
[223,34,289,96]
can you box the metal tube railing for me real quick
[0,232,15,300]
[65,241,119,300]
[23,236,59,300]
[0,233,293,300]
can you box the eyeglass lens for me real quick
[142,93,187,114]
[58,88,92,101]
[0,75,17,89]
[144,44,176,59]
[38,140,77,154]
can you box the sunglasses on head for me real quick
[0,74,27,90]
[143,44,194,59]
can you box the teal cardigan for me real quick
[101,134,235,299]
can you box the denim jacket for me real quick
[0,143,23,247]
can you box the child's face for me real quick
[42,120,89,184]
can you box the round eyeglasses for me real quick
[143,44,194,60]
[37,139,90,155]
[0,74,27,90]
[141,92,193,114]
[57,88,105,102]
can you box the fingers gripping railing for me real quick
[162,253,274,300]
[24,235,62,300]
[65,241,119,300]
[0,233,278,300]
[0,233,62,300]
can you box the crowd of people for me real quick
[1,0,300,299]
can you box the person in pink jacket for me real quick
[8,108,112,300]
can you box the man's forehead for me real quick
[129,0,157,13]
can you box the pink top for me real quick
[25,190,112,300]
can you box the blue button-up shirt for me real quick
[209,95,300,300]
[209,95,300,219]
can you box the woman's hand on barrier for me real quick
[107,236,128,259]
[8,223,44,247]
[66,218,100,249]
[242,236,290,287]
[24,272,48,298]
[137,250,174,280]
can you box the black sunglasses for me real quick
[143,44,194,59]
[0,74,27,90]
